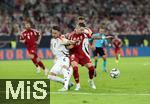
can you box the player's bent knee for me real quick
[103,55,107,59]
[48,75,55,80]
[94,56,98,60]
[29,54,34,59]
[49,72,56,76]
[37,57,41,62]
[62,65,68,69]
[71,61,78,67]
[85,63,93,68]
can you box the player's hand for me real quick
[102,36,106,39]
[69,40,77,44]
[66,44,74,49]
[106,36,113,39]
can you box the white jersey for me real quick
[50,36,72,75]
[51,37,69,59]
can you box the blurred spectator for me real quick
[0,0,149,35]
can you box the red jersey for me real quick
[20,28,40,49]
[68,31,91,58]
[112,38,122,48]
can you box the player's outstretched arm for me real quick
[92,35,113,40]
[106,35,113,39]
[92,35,102,39]
[19,35,25,43]
[60,36,77,45]
[20,39,25,43]
[36,32,42,44]
[119,39,123,47]
[66,44,74,49]
[111,39,116,48]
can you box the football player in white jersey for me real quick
[48,26,76,91]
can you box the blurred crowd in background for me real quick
[0,0,150,36]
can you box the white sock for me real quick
[48,75,64,84]
[62,67,72,90]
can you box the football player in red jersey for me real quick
[67,23,96,91]
[19,22,48,75]
[112,35,122,64]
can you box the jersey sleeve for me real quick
[84,28,93,38]
[93,33,99,37]
[36,30,40,36]
[19,33,25,40]
[32,29,40,37]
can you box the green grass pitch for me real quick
[0,57,150,104]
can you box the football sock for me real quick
[116,55,119,60]
[73,66,79,83]
[37,61,45,70]
[102,60,107,71]
[94,59,98,68]
[48,75,64,84]
[88,66,95,79]
[62,68,71,90]
[31,59,38,67]
[32,54,46,70]
[32,55,38,67]
[118,54,121,60]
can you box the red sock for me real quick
[32,55,38,67]
[32,54,45,70]
[32,59,38,67]
[73,66,79,83]
[88,66,95,79]
[116,56,118,60]
[37,61,45,70]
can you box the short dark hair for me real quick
[52,25,60,31]
[99,25,105,30]
[78,16,85,20]
[78,23,86,27]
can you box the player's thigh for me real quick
[60,57,70,68]
[62,66,73,78]
[70,54,79,67]
[79,56,92,67]
[60,57,73,75]
[68,66,73,76]
[93,49,98,58]
[50,61,62,75]
[28,48,37,59]
[84,62,93,68]
[28,53,34,59]
[117,48,121,54]
[99,48,106,57]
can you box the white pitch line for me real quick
[108,62,150,65]
[50,92,150,96]
[0,91,150,96]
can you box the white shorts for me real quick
[50,57,72,75]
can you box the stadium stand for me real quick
[0,0,150,48]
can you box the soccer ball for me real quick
[110,68,120,78]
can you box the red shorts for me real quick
[115,48,120,54]
[27,46,37,55]
[70,53,91,66]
